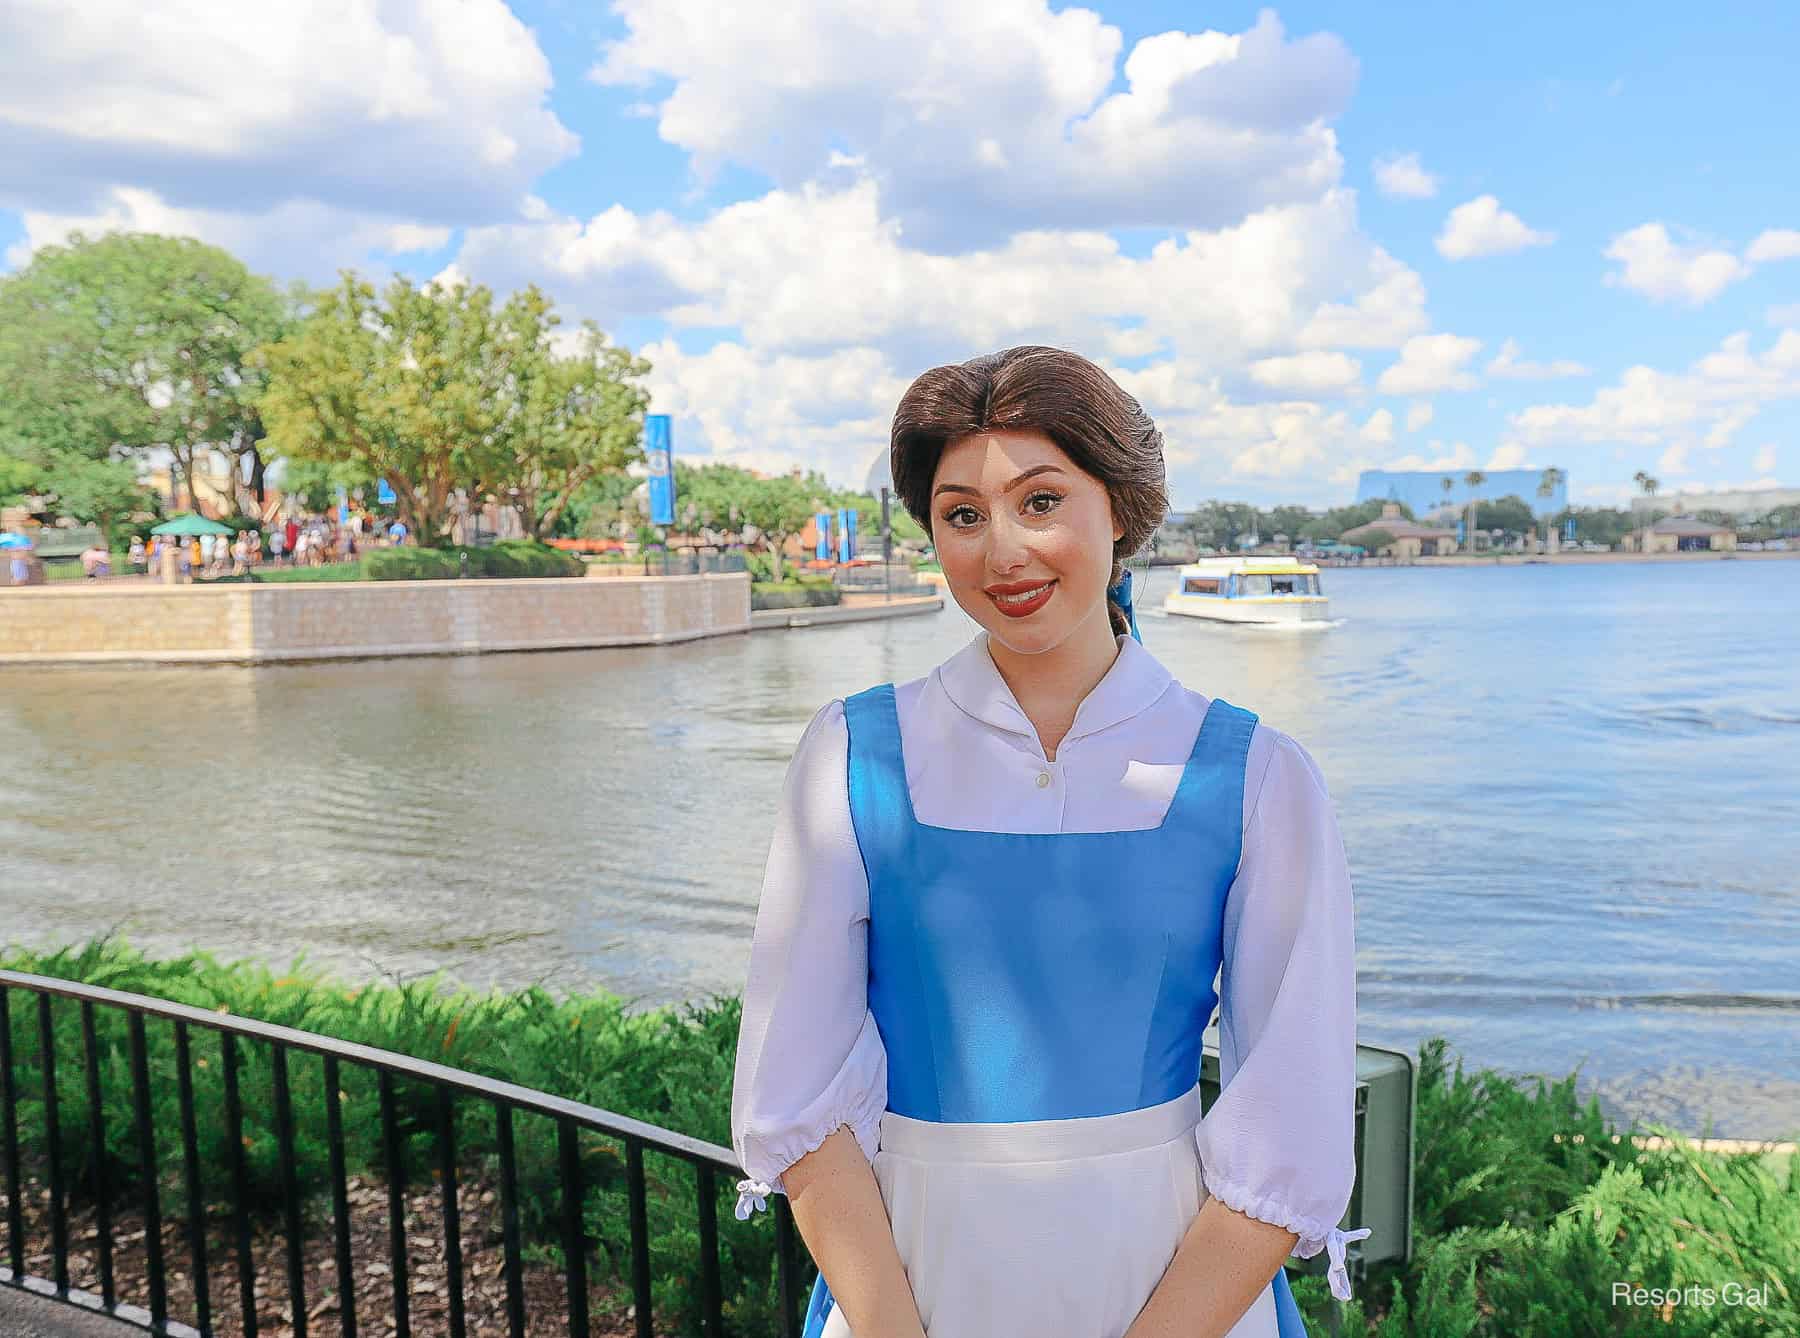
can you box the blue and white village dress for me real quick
[731,622,1368,1338]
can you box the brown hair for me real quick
[890,345,1168,639]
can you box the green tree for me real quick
[1462,469,1486,551]
[0,232,286,532]
[740,474,817,582]
[257,274,551,545]
[496,323,652,539]
[1298,498,1415,542]
[1473,494,1536,541]
[1536,467,1566,549]
[1631,470,1660,550]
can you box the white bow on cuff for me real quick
[735,1178,774,1220]
[1324,1226,1373,1301]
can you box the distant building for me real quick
[1629,486,1800,519]
[1619,516,1738,553]
[1356,468,1568,519]
[1339,502,1459,558]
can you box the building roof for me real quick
[1649,516,1733,535]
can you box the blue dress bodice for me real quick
[847,683,1255,1122]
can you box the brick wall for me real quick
[0,573,750,664]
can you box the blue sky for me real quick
[3,0,1796,509]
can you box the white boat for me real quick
[1161,556,1330,625]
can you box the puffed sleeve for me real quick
[1192,726,1371,1300]
[730,698,888,1220]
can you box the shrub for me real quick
[362,547,461,581]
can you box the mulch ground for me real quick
[1,1168,696,1337]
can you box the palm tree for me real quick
[1632,470,1660,552]
[1462,470,1486,553]
[1440,475,1455,523]
[1536,467,1566,551]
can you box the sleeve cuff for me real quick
[734,1106,883,1220]
[1199,1167,1373,1301]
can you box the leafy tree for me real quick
[494,323,651,539]
[0,232,286,530]
[1552,506,1636,548]
[258,275,541,545]
[1535,467,1566,547]
[1462,470,1486,550]
[1631,470,1660,550]
[259,276,652,546]
[739,474,817,582]
[564,468,645,541]
[1473,494,1536,540]
[1299,498,1416,542]
[274,456,382,516]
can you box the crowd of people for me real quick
[125,512,411,581]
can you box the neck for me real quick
[984,608,1123,750]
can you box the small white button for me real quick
[1036,772,1051,788]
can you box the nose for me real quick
[981,509,1037,576]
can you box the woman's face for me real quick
[930,429,1123,654]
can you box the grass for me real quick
[1,937,1793,1337]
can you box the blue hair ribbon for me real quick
[1107,566,1143,643]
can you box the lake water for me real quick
[2,559,1796,1139]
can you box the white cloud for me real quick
[1359,408,1394,444]
[446,176,1427,373]
[1602,223,1751,305]
[636,339,910,488]
[591,4,1357,250]
[1657,444,1690,476]
[1372,151,1438,199]
[1752,443,1778,473]
[1511,329,1800,451]
[1405,400,1434,432]
[1745,229,1800,264]
[1377,334,1483,395]
[0,0,576,231]
[1248,350,1362,397]
[1435,195,1555,260]
[1485,338,1590,380]
[1485,442,1530,469]
[9,186,454,278]
[1769,303,1800,327]
[1293,252,1429,348]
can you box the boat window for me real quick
[1270,576,1296,595]
[1182,577,1221,594]
[1239,574,1272,596]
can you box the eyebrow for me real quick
[933,463,1067,500]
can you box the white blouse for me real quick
[730,629,1367,1300]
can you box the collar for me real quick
[935,628,1174,745]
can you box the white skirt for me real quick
[819,1083,1279,1338]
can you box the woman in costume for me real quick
[731,346,1367,1338]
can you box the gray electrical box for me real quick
[1199,1032,1415,1293]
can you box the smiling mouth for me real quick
[989,580,1056,606]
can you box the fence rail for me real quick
[0,969,814,1338]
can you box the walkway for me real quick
[0,1282,146,1337]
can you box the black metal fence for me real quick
[0,969,815,1338]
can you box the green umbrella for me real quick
[150,513,235,537]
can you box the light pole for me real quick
[881,486,893,603]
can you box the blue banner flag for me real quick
[815,511,832,560]
[377,478,396,505]
[645,414,675,525]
